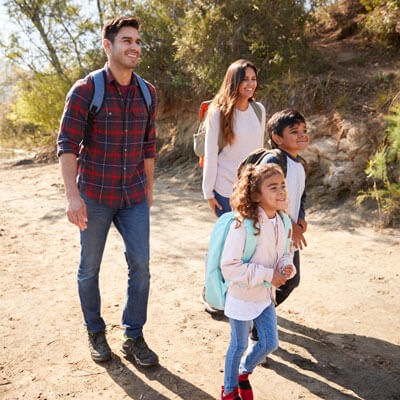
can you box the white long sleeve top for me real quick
[202,103,266,200]
[221,208,295,319]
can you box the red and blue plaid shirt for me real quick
[57,64,157,208]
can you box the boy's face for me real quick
[272,122,309,158]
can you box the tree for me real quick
[175,0,312,95]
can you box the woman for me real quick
[202,59,266,217]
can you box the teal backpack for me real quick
[205,211,292,310]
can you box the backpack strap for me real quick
[278,211,293,255]
[249,101,262,124]
[134,73,152,143]
[269,148,288,177]
[242,219,259,262]
[83,68,107,146]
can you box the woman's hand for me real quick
[207,198,223,218]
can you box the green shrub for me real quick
[358,104,400,226]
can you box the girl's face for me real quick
[237,67,257,101]
[254,173,288,218]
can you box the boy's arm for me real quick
[292,221,307,250]
[298,184,307,232]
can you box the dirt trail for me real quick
[1,162,399,400]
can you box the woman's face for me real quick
[237,67,257,101]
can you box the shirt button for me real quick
[124,148,127,152]
[123,167,126,170]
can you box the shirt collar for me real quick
[103,63,138,87]
[279,148,301,163]
[258,206,278,223]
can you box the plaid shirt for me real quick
[57,64,157,208]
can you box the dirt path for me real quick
[1,161,399,400]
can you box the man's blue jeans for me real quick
[224,303,278,394]
[78,192,150,339]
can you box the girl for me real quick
[202,59,266,218]
[219,164,296,400]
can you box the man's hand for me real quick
[271,267,288,288]
[292,221,307,250]
[207,198,222,218]
[67,194,88,231]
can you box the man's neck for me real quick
[107,60,133,86]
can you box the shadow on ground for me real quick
[265,316,400,400]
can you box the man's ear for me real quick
[272,134,282,146]
[103,38,111,56]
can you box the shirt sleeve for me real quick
[298,184,307,220]
[57,79,92,157]
[202,109,221,199]
[221,222,274,287]
[143,83,157,159]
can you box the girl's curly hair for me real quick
[230,163,285,234]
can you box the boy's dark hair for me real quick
[268,108,305,149]
[102,16,141,43]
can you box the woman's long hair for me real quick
[230,164,285,233]
[208,59,257,146]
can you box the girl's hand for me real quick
[281,265,294,278]
[271,268,287,288]
[207,198,223,217]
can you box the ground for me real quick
[0,161,399,400]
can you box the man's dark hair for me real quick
[267,108,306,148]
[102,16,141,43]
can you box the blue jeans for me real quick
[214,190,231,217]
[78,192,150,339]
[224,303,278,393]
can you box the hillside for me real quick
[155,0,400,221]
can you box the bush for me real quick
[360,0,400,45]
[358,104,400,226]
[175,0,312,96]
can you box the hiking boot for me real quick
[88,331,111,362]
[122,335,159,367]
[238,373,253,400]
[200,287,223,315]
[220,386,241,400]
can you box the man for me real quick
[57,16,158,367]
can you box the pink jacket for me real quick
[221,208,295,303]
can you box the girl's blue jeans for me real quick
[224,303,278,394]
[78,192,150,339]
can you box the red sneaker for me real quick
[220,386,242,400]
[238,373,253,400]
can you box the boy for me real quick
[260,108,309,306]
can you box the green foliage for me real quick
[1,0,321,144]
[358,104,400,226]
[8,72,73,144]
[174,0,313,95]
[360,0,400,45]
